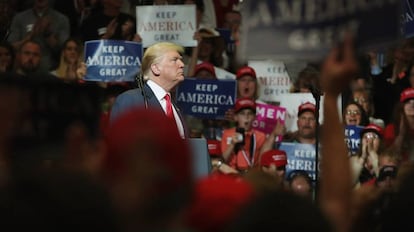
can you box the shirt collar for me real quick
[147,79,168,101]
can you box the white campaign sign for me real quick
[248,60,291,103]
[136,5,197,48]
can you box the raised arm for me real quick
[319,34,358,232]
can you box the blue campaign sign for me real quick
[175,78,236,119]
[240,0,402,61]
[345,125,364,155]
[404,0,414,38]
[279,142,317,181]
[84,40,142,82]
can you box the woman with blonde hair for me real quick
[51,37,83,83]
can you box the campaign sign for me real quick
[136,5,197,47]
[279,142,318,181]
[84,40,142,82]
[345,125,363,155]
[248,60,291,102]
[176,78,236,119]
[240,0,402,61]
[253,103,286,141]
[404,0,414,38]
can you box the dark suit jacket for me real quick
[110,83,188,137]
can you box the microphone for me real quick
[136,71,148,109]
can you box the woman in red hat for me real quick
[350,123,386,187]
[383,87,414,162]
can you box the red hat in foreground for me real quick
[260,149,288,167]
[104,106,192,191]
[186,174,255,232]
[297,102,316,116]
[236,66,256,79]
[400,87,414,103]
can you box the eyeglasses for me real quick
[346,110,361,116]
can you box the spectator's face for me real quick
[19,42,41,73]
[344,104,362,126]
[234,109,255,131]
[63,40,80,65]
[362,132,381,152]
[121,19,135,38]
[0,46,12,70]
[297,111,316,139]
[198,38,214,58]
[404,99,414,116]
[158,50,185,83]
[223,11,241,33]
[353,91,370,115]
[350,78,368,91]
[237,75,256,99]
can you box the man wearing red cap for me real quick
[283,102,317,144]
[221,97,273,173]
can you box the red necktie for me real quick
[165,93,174,119]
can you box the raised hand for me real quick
[320,33,359,97]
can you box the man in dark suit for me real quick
[110,41,188,138]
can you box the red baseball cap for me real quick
[297,102,316,116]
[260,149,288,167]
[400,87,414,103]
[361,123,384,138]
[207,139,222,156]
[194,62,216,77]
[104,106,193,192]
[234,97,256,113]
[236,66,256,79]
[186,174,255,232]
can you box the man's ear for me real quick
[150,63,160,76]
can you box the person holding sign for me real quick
[110,42,187,138]
[221,98,270,173]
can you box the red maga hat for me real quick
[260,149,288,167]
[297,102,316,117]
[236,66,256,79]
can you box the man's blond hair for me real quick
[141,42,184,80]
